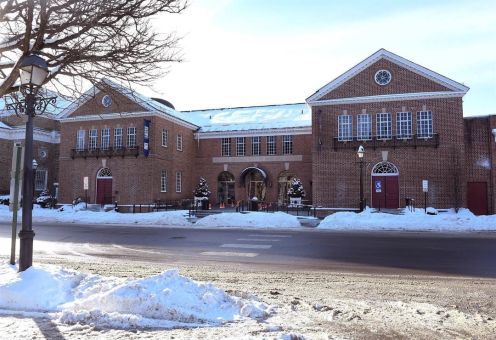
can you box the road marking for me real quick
[220,243,272,249]
[237,238,281,242]
[200,251,258,257]
[112,244,170,255]
[248,234,292,238]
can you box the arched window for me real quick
[371,162,399,176]
[97,167,112,178]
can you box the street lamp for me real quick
[357,145,365,212]
[4,53,55,272]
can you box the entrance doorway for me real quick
[371,162,399,209]
[240,167,267,201]
[467,182,488,215]
[217,171,235,205]
[96,167,113,205]
[278,171,295,205]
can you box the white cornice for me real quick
[195,126,311,139]
[212,155,303,163]
[306,49,470,103]
[59,111,199,130]
[307,91,466,107]
[0,128,60,143]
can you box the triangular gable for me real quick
[307,49,469,103]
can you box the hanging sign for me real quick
[375,180,382,193]
[143,119,151,157]
[422,180,428,192]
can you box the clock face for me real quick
[374,69,392,86]
[102,95,112,107]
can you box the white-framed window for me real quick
[376,113,392,140]
[127,127,136,148]
[417,111,433,138]
[252,136,261,155]
[396,112,412,139]
[267,136,277,155]
[236,137,245,156]
[114,128,123,149]
[176,134,183,151]
[221,138,231,156]
[338,115,353,141]
[175,171,182,193]
[89,129,98,150]
[161,129,168,147]
[282,135,293,154]
[35,169,48,191]
[160,170,167,192]
[101,128,110,150]
[357,114,372,141]
[76,129,85,151]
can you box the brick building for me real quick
[1,49,495,214]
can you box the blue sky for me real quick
[146,0,496,115]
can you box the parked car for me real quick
[0,195,9,206]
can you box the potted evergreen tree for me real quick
[287,178,305,207]
[193,177,211,210]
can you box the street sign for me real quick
[83,176,89,190]
[422,180,428,192]
[375,180,382,193]
[9,143,24,211]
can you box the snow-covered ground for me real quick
[319,207,496,231]
[195,212,302,229]
[0,263,269,329]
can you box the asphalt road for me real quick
[1,222,496,278]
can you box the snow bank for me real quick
[195,212,302,228]
[0,204,192,227]
[319,208,496,231]
[0,264,269,329]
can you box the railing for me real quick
[71,146,140,159]
[332,134,439,151]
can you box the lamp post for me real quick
[4,54,55,272]
[357,145,365,212]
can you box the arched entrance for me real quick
[371,162,399,209]
[217,171,235,205]
[277,171,295,205]
[240,167,267,201]
[96,167,113,205]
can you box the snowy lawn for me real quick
[0,263,269,329]
[319,207,496,231]
[195,212,302,229]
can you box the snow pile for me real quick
[319,208,496,231]
[0,204,192,227]
[0,264,269,329]
[195,212,302,229]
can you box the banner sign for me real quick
[375,180,382,193]
[143,119,151,157]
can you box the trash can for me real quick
[250,199,259,211]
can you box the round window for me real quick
[374,69,392,86]
[102,95,112,107]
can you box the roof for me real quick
[307,48,470,104]
[181,103,311,133]
[0,90,74,118]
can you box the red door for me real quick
[96,178,113,204]
[467,182,488,215]
[371,176,399,209]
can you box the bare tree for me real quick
[0,0,187,98]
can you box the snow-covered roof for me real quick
[0,90,73,118]
[181,103,311,133]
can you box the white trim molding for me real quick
[212,155,303,163]
[0,128,60,144]
[306,48,469,103]
[308,91,466,107]
[59,110,199,130]
[195,126,311,139]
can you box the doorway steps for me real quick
[372,208,405,215]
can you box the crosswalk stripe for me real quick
[248,234,292,238]
[200,251,258,257]
[237,238,281,242]
[220,243,272,249]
